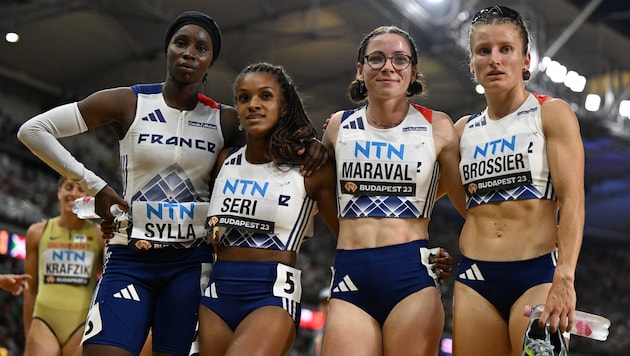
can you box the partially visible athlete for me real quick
[23,177,104,356]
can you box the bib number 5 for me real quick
[273,264,302,303]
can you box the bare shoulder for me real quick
[220,104,238,121]
[327,110,345,126]
[453,114,473,137]
[322,110,345,151]
[540,97,576,118]
[25,219,47,245]
[78,86,138,130]
[430,110,458,142]
[540,97,580,133]
[80,87,137,108]
[430,110,454,127]
[454,114,472,129]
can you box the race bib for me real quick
[273,264,302,303]
[460,133,534,195]
[129,201,209,249]
[43,248,95,285]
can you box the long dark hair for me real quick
[233,62,317,164]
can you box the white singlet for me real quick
[208,146,317,252]
[459,93,556,209]
[335,104,440,219]
[110,84,225,249]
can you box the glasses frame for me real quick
[363,53,413,71]
[471,5,522,24]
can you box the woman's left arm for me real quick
[305,159,339,237]
[540,97,585,334]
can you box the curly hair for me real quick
[233,62,317,165]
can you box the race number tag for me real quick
[420,246,441,286]
[43,249,95,285]
[273,264,302,303]
[130,201,209,244]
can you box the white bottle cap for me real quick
[110,204,123,216]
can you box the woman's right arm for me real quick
[17,87,136,196]
[18,88,136,220]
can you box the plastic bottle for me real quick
[524,304,611,341]
[73,197,124,220]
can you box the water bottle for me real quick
[524,304,611,341]
[73,197,125,220]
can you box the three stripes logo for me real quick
[225,153,243,166]
[203,282,218,298]
[332,275,358,293]
[458,263,485,281]
[141,109,166,123]
[341,117,365,130]
[113,284,141,301]
[467,113,487,128]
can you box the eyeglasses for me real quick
[471,5,522,24]
[364,53,413,71]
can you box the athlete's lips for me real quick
[487,70,505,76]
[245,114,265,120]
[376,77,399,83]
[177,62,196,71]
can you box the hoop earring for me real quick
[523,70,531,81]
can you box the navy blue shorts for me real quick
[200,260,302,331]
[82,244,213,356]
[329,240,439,325]
[456,251,557,321]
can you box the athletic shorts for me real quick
[329,239,439,325]
[200,260,302,331]
[456,251,557,321]
[82,244,213,356]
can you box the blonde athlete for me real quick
[23,177,104,356]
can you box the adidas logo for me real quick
[332,275,358,293]
[467,114,487,128]
[458,263,485,281]
[141,109,166,123]
[203,282,218,298]
[113,284,141,301]
[341,117,365,130]
[226,153,243,166]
